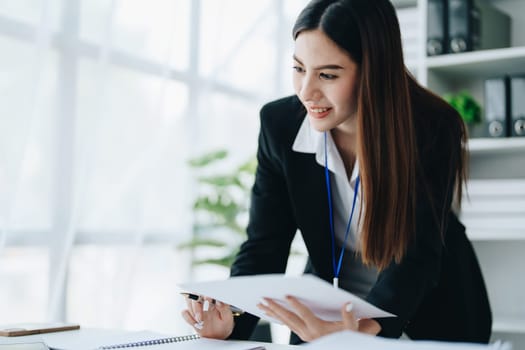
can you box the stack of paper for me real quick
[461,179,525,239]
[178,274,395,324]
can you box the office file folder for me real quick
[447,0,510,53]
[510,75,525,137]
[484,77,510,138]
[427,0,448,56]
[447,0,474,53]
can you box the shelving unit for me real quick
[493,318,525,334]
[469,138,525,154]
[397,0,525,347]
[426,46,525,77]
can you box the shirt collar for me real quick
[292,117,359,186]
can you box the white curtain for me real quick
[0,0,305,334]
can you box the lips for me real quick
[308,106,332,119]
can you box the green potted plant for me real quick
[443,90,483,137]
[178,150,272,341]
[178,149,256,267]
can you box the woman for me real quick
[182,0,492,344]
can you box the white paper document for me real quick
[178,274,394,324]
[303,331,512,350]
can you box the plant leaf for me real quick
[198,175,243,188]
[188,150,228,167]
[177,238,228,250]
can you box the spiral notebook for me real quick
[97,333,200,349]
[97,336,265,350]
[34,328,267,350]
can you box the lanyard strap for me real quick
[324,132,360,288]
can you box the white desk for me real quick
[1,329,509,350]
[0,328,298,350]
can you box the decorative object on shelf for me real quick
[443,90,481,125]
[178,149,256,268]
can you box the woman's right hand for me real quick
[181,296,234,339]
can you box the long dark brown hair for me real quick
[293,0,467,270]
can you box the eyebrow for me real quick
[293,55,344,70]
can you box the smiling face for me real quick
[293,29,360,134]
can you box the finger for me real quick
[260,298,305,332]
[284,295,318,323]
[185,297,193,310]
[257,300,280,319]
[181,309,197,326]
[257,301,303,338]
[191,299,204,323]
[185,298,197,319]
[341,302,359,331]
[201,297,219,323]
[215,300,233,321]
[182,310,204,333]
[257,298,291,322]
[202,297,215,313]
[203,299,210,312]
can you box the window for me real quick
[0,0,306,333]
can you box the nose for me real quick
[297,74,321,103]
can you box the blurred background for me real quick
[0,0,524,346]
[0,0,314,338]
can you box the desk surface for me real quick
[0,328,297,350]
[1,328,507,350]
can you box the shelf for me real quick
[419,1,525,343]
[467,229,525,241]
[468,138,525,154]
[493,317,525,334]
[391,0,417,8]
[426,46,525,78]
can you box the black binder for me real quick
[484,77,510,138]
[448,0,474,53]
[447,0,510,54]
[427,0,448,56]
[510,75,525,137]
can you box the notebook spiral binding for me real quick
[98,334,200,349]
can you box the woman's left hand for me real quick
[257,295,359,342]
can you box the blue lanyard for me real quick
[324,131,360,288]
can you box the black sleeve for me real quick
[228,104,298,340]
[365,114,461,338]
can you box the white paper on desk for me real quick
[34,328,271,350]
[39,329,164,350]
[303,331,512,350]
[178,274,394,324]
[124,338,277,349]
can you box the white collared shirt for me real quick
[292,116,361,250]
[291,116,378,297]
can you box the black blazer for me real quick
[229,89,492,343]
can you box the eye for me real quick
[293,66,305,73]
[320,72,337,80]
